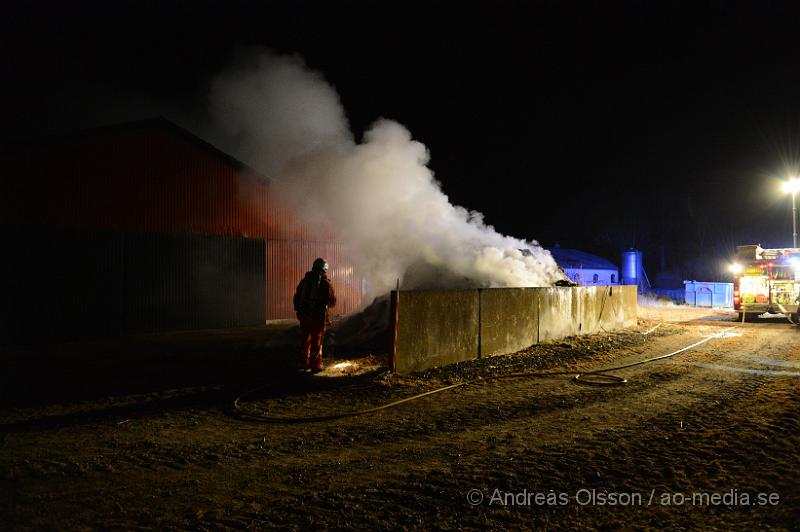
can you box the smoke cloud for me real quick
[209,50,565,301]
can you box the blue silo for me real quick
[621,249,643,287]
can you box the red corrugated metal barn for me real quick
[0,118,362,344]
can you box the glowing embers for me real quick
[312,356,383,378]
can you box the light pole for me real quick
[782,178,800,248]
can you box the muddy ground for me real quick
[1,305,799,530]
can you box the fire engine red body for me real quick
[732,244,800,320]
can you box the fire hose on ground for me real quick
[231,323,738,424]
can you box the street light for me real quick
[782,178,800,248]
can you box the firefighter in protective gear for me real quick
[293,258,337,372]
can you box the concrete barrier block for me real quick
[394,289,479,374]
[621,285,638,327]
[394,285,638,374]
[537,287,579,342]
[595,286,619,330]
[572,288,582,332]
[479,288,539,357]
[579,286,602,335]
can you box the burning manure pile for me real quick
[208,50,568,357]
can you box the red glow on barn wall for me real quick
[0,118,362,319]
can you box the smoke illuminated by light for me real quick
[209,50,566,302]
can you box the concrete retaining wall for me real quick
[394,285,637,374]
[393,290,480,374]
[479,288,539,357]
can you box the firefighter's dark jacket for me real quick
[293,270,337,322]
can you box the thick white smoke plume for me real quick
[210,51,566,301]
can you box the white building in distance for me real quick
[547,247,620,286]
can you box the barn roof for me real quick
[1,117,265,180]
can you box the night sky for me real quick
[4,1,800,284]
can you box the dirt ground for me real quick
[1,304,799,530]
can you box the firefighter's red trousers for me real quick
[299,316,326,370]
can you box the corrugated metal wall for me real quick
[122,232,266,332]
[0,120,362,324]
[0,124,336,242]
[0,228,266,345]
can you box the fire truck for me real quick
[731,245,800,321]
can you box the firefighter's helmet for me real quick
[312,258,328,272]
